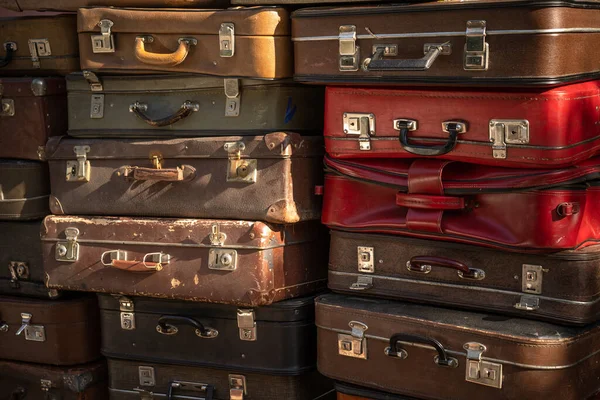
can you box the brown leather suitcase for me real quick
[0,77,67,160]
[0,160,49,220]
[292,0,600,86]
[42,216,327,306]
[0,0,228,11]
[46,134,323,224]
[78,7,291,78]
[317,294,600,400]
[0,15,78,76]
[0,359,107,400]
[0,295,100,365]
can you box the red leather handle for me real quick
[408,256,470,274]
[110,259,158,273]
[396,193,465,210]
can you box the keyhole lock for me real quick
[56,244,67,257]
[220,253,233,267]
[236,163,249,178]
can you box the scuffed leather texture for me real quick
[0,160,49,219]
[3,0,229,11]
[292,1,600,85]
[322,156,600,252]
[324,82,600,167]
[78,7,292,78]
[316,293,600,400]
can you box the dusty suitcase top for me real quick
[0,0,230,11]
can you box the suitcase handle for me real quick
[0,42,16,68]
[363,42,450,72]
[396,120,467,156]
[407,256,485,280]
[101,250,168,272]
[157,315,219,339]
[167,380,214,400]
[129,100,200,127]
[135,35,197,67]
[396,193,465,210]
[121,165,197,182]
[385,333,458,368]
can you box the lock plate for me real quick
[66,145,91,182]
[8,261,29,288]
[339,25,359,71]
[208,248,237,271]
[91,19,115,53]
[118,296,136,330]
[24,325,46,342]
[229,375,246,400]
[28,39,51,68]
[237,309,256,341]
[464,20,489,70]
[225,141,257,183]
[138,366,155,387]
[521,264,543,294]
[343,113,375,150]
[90,94,104,118]
[464,342,502,388]
[489,119,530,159]
[0,99,14,117]
[219,23,235,57]
[357,246,374,273]
[224,78,240,117]
[338,321,368,359]
[55,227,80,262]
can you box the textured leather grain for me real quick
[0,0,228,11]
[0,160,49,220]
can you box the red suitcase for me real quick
[322,156,600,252]
[324,81,600,168]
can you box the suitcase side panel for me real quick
[0,161,49,219]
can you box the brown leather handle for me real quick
[101,250,169,272]
[121,165,196,182]
[407,256,485,280]
[110,259,159,273]
[134,36,196,66]
[129,101,199,127]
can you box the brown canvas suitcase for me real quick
[42,216,327,306]
[0,15,78,76]
[0,77,67,160]
[328,230,600,325]
[46,134,323,223]
[292,0,600,86]
[78,7,292,78]
[0,160,49,220]
[0,295,100,365]
[0,0,228,11]
[0,359,107,400]
[317,294,600,400]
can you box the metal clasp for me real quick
[40,379,52,392]
[55,227,80,262]
[488,119,530,159]
[224,78,241,117]
[237,309,256,341]
[464,20,488,70]
[343,113,375,150]
[8,261,29,288]
[209,223,227,246]
[464,342,502,388]
[66,145,91,182]
[208,248,237,271]
[339,25,359,71]
[0,84,14,117]
[27,39,51,69]
[91,19,115,53]
[357,246,374,273]
[224,142,257,183]
[16,313,46,342]
[514,295,540,311]
[219,23,235,57]
[338,321,368,359]
[349,276,373,291]
[83,71,104,118]
[229,375,246,400]
[138,366,155,387]
[118,296,135,330]
[521,264,544,294]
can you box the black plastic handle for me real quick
[157,315,208,334]
[167,381,214,400]
[129,100,199,127]
[366,45,443,72]
[0,43,15,68]
[387,333,457,367]
[398,121,461,156]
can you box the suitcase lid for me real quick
[0,295,98,325]
[0,77,66,97]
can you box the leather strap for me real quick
[396,193,464,210]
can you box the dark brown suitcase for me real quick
[335,382,415,400]
[46,133,323,224]
[0,15,78,76]
[0,295,100,365]
[0,77,66,160]
[0,160,49,220]
[42,216,327,306]
[0,0,228,11]
[317,294,600,400]
[292,0,600,86]
[0,359,107,400]
[107,358,333,400]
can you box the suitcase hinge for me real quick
[343,113,375,150]
[357,246,375,273]
[338,321,368,359]
[339,25,359,71]
[8,261,29,288]
[83,71,105,119]
[0,84,15,118]
[208,248,237,271]
[224,78,241,117]
[464,20,488,70]
[66,145,91,182]
[514,295,540,311]
[55,227,80,262]
[91,19,116,53]
[117,296,136,330]
[464,342,502,388]
[237,309,257,341]
[27,39,51,69]
[229,374,246,400]
[15,313,46,342]
[349,276,373,291]
[224,142,257,183]
[488,119,529,159]
[219,23,235,57]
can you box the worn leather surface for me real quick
[324,82,600,167]
[336,382,416,400]
[316,293,600,400]
[78,7,291,78]
[0,160,49,219]
[322,156,600,251]
[292,2,600,85]
[1,0,228,11]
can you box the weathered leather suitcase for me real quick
[324,82,600,168]
[336,382,414,400]
[0,77,66,160]
[0,0,228,11]
[292,0,600,86]
[317,294,600,400]
[0,295,100,365]
[0,15,78,76]
[67,73,324,137]
[107,358,333,400]
[46,134,323,223]
[0,160,49,220]
[99,294,319,372]
[322,156,600,252]
[78,7,291,78]
[0,359,107,400]
[43,216,327,305]
[328,230,600,325]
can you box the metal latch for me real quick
[91,19,116,53]
[66,145,91,182]
[55,227,80,262]
[219,23,235,57]
[357,246,374,273]
[338,321,368,359]
[138,366,155,386]
[83,71,104,119]
[208,248,237,271]
[8,261,29,288]
[464,342,502,388]
[339,25,359,71]
[488,119,529,159]
[343,113,375,150]
[15,313,46,342]
[209,223,227,246]
[349,276,373,291]
[133,388,154,400]
[237,309,257,341]
[514,295,540,311]
[224,142,257,183]
[0,84,14,117]
[118,296,136,330]
[28,39,51,69]
[521,264,544,294]
[464,20,488,70]
[40,379,52,392]
[224,78,241,117]
[229,375,246,400]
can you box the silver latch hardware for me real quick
[83,70,103,92]
[349,275,373,291]
[209,223,227,246]
[464,20,488,70]
[224,141,257,183]
[339,25,359,71]
[208,248,237,271]
[343,113,375,151]
[118,296,136,330]
[219,23,235,57]
[138,366,156,386]
[8,261,29,288]
[91,19,115,53]
[16,313,46,342]
[66,145,91,182]
[40,379,52,392]
[0,98,14,117]
[357,246,374,273]
[229,374,246,400]
[237,309,257,341]
[83,71,104,118]
[464,342,502,388]
[514,295,540,311]
[488,119,530,159]
[133,388,154,400]
[224,78,241,117]
[521,264,544,294]
[55,227,80,262]
[338,321,368,359]
[28,39,51,69]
